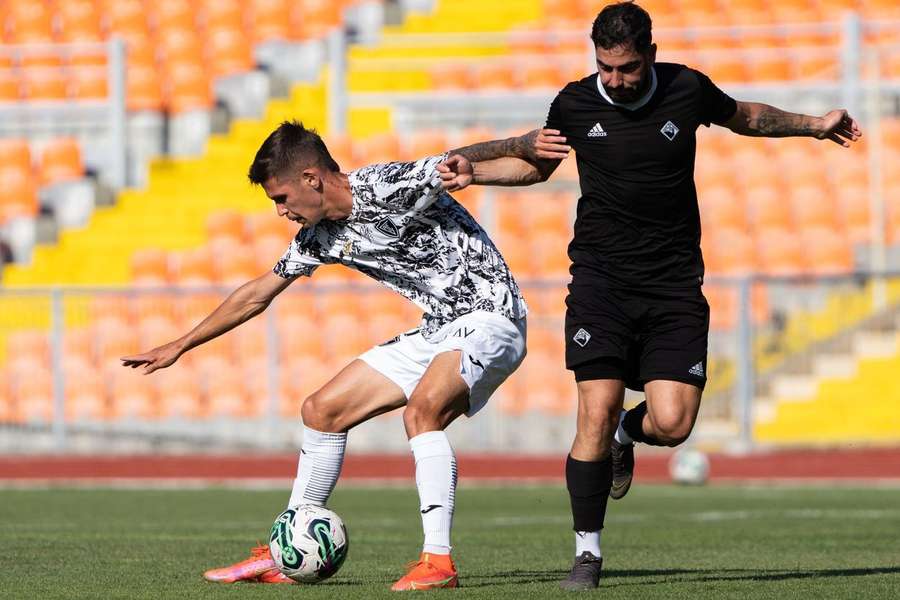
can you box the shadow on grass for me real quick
[457,566,900,589]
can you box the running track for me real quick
[1,447,899,482]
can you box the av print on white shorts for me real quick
[358,311,527,417]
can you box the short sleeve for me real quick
[544,93,564,131]
[695,69,737,127]
[369,153,448,211]
[272,231,323,279]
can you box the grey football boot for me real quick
[559,551,603,591]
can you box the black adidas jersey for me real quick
[545,62,737,289]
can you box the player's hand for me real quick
[121,341,184,374]
[535,128,571,160]
[437,154,473,192]
[817,109,862,147]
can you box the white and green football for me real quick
[269,504,349,583]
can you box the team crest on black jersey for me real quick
[375,217,400,238]
[660,120,680,141]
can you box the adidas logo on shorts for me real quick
[689,361,705,377]
[573,328,591,347]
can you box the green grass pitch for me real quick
[1,484,899,599]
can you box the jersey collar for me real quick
[596,66,658,111]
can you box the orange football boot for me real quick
[203,545,277,583]
[257,569,297,584]
[391,552,458,591]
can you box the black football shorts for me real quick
[564,283,710,391]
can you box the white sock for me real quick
[287,426,347,508]
[614,409,633,445]
[410,430,456,555]
[575,530,602,557]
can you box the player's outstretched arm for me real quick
[724,102,863,147]
[438,129,563,190]
[121,271,295,374]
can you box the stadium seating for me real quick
[1,0,898,443]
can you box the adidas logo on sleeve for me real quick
[587,123,607,137]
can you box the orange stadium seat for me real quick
[63,329,95,366]
[755,226,807,276]
[137,314,180,348]
[57,0,104,42]
[699,184,748,231]
[355,132,401,165]
[64,368,109,421]
[253,234,288,272]
[39,138,84,186]
[250,0,291,43]
[4,1,53,44]
[838,184,871,244]
[173,247,216,285]
[289,0,343,40]
[802,226,854,275]
[67,65,108,99]
[790,184,840,229]
[148,0,197,32]
[793,52,838,81]
[522,60,569,89]
[406,130,449,161]
[199,0,244,30]
[12,369,54,422]
[429,63,474,92]
[110,369,158,420]
[215,245,260,286]
[207,25,254,78]
[701,54,750,84]
[131,248,171,285]
[0,163,39,221]
[207,369,255,418]
[155,26,204,67]
[704,284,737,331]
[532,234,571,278]
[207,210,247,242]
[473,62,517,91]
[748,54,793,82]
[163,59,213,113]
[704,228,757,276]
[0,138,31,172]
[247,211,296,240]
[20,66,68,100]
[747,183,792,229]
[0,68,20,101]
[155,367,207,419]
[102,0,148,36]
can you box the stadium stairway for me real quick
[754,285,900,444]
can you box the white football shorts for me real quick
[358,311,527,417]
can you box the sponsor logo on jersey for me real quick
[452,326,476,338]
[587,122,607,137]
[660,120,680,141]
[573,328,591,347]
[375,217,400,238]
[689,361,705,377]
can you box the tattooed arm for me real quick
[438,129,563,190]
[724,102,862,147]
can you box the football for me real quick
[669,448,710,485]
[269,504,349,583]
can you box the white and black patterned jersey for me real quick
[273,154,528,339]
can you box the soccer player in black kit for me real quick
[437,0,863,590]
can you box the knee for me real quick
[301,391,345,432]
[651,415,693,447]
[403,392,444,437]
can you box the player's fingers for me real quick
[826,132,849,147]
[536,150,570,160]
[537,136,568,147]
[540,128,561,136]
[536,142,571,153]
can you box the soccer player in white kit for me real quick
[121,121,529,590]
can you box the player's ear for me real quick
[302,168,321,190]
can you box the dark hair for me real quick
[590,2,653,52]
[248,120,340,185]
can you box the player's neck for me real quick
[323,171,353,220]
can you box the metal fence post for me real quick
[734,277,755,452]
[840,11,862,119]
[50,288,67,450]
[265,302,282,448]
[327,29,348,135]
[107,37,128,189]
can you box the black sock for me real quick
[566,454,612,532]
[621,401,665,446]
